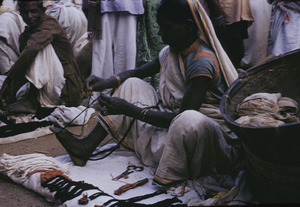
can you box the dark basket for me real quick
[220,49,300,203]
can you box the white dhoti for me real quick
[26,44,66,107]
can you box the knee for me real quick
[113,77,158,107]
[122,77,144,87]
[117,77,156,98]
[169,110,218,142]
[171,110,210,130]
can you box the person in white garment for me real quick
[241,0,272,69]
[0,0,26,75]
[267,0,300,56]
[51,0,240,188]
[88,0,144,103]
[0,0,83,113]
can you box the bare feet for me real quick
[50,126,94,166]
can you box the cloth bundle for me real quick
[0,153,69,182]
[235,92,299,127]
[46,2,88,48]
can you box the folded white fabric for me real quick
[235,92,299,126]
[0,153,69,182]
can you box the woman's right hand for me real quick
[84,75,109,92]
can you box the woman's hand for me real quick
[97,94,133,116]
[84,75,110,92]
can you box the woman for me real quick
[51,0,239,187]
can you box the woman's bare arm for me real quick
[98,76,211,128]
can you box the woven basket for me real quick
[220,49,300,203]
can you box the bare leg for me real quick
[50,122,108,166]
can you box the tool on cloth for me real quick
[114,178,149,196]
[112,164,144,180]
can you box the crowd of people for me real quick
[0,0,299,200]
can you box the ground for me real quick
[0,111,100,207]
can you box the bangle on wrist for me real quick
[112,75,121,87]
[140,108,150,121]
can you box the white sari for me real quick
[97,0,238,182]
[98,46,237,181]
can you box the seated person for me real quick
[51,0,240,187]
[0,0,83,114]
[267,0,300,56]
[0,0,26,75]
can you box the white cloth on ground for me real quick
[0,146,254,206]
[0,148,186,206]
[189,170,255,206]
[0,126,52,145]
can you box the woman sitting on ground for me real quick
[51,0,240,187]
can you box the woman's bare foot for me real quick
[50,126,94,166]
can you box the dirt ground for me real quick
[0,111,100,207]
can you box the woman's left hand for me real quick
[97,93,132,116]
